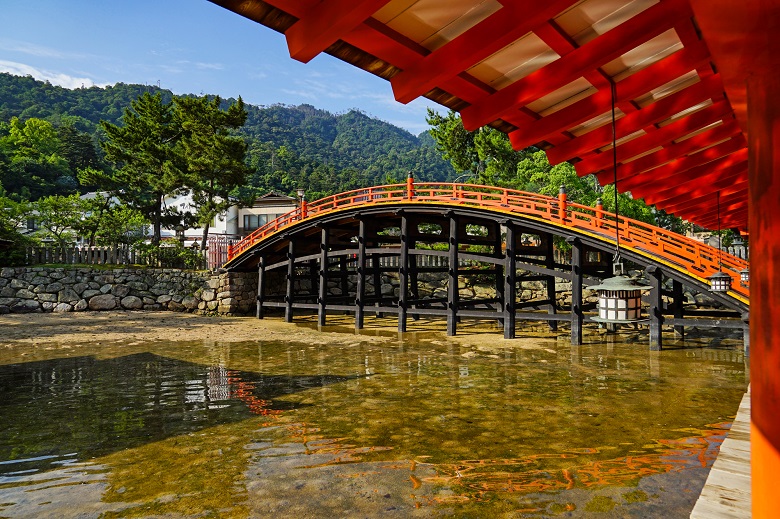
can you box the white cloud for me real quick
[0,60,107,89]
[0,40,82,59]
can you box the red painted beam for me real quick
[577,101,734,176]
[546,74,725,164]
[285,0,393,63]
[390,0,579,104]
[663,181,748,214]
[674,191,747,221]
[598,126,746,187]
[691,204,749,230]
[643,164,747,206]
[461,0,693,130]
[508,39,712,150]
[618,145,748,192]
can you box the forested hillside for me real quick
[0,73,454,201]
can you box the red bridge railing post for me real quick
[407,172,414,199]
[558,185,567,221]
[595,198,603,228]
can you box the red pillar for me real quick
[749,73,780,518]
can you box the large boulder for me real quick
[120,296,143,310]
[11,300,41,313]
[88,294,117,311]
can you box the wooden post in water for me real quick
[285,239,295,323]
[568,237,583,345]
[504,222,517,339]
[447,213,459,336]
[398,213,409,332]
[545,235,558,331]
[646,265,663,350]
[256,256,265,319]
[318,227,329,327]
[355,218,366,330]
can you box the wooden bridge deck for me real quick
[691,388,751,518]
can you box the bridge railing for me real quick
[228,182,749,299]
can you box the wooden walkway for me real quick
[691,388,751,518]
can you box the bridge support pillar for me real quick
[646,266,663,350]
[398,214,409,332]
[256,256,265,319]
[447,213,459,336]
[285,240,295,323]
[339,256,349,315]
[494,222,504,328]
[568,237,583,345]
[373,254,383,318]
[672,279,684,337]
[545,236,558,331]
[504,223,516,339]
[318,227,329,327]
[355,219,366,330]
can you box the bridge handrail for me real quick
[228,183,748,299]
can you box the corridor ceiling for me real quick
[209,0,764,231]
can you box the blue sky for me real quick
[0,0,441,135]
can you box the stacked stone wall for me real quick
[0,267,257,316]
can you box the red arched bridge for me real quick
[225,182,749,349]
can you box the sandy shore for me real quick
[0,310,559,350]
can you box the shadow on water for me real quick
[0,352,356,476]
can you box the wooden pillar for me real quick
[398,213,409,332]
[410,251,419,321]
[567,237,583,345]
[447,213,459,336]
[646,265,663,350]
[504,222,517,339]
[285,239,295,323]
[256,256,265,319]
[355,218,366,330]
[339,255,349,312]
[494,222,505,327]
[373,253,383,317]
[672,279,685,337]
[747,72,780,516]
[545,235,558,331]
[318,227,329,327]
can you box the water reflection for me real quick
[0,335,747,518]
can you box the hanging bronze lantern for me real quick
[740,268,749,284]
[590,275,649,323]
[708,271,732,293]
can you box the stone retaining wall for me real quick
[0,267,256,316]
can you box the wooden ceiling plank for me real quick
[577,101,734,175]
[390,0,579,104]
[285,0,394,63]
[546,73,724,163]
[461,0,693,130]
[660,178,748,212]
[508,39,712,150]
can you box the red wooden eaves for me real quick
[546,73,724,164]
[390,0,579,104]
[508,39,712,151]
[285,0,393,63]
[461,0,693,130]
[643,163,747,206]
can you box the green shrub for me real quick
[134,240,206,269]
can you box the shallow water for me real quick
[0,323,747,518]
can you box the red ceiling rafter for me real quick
[643,165,747,206]
[546,73,724,164]
[390,0,579,104]
[508,39,712,150]
[681,196,748,225]
[577,101,734,176]
[598,126,746,187]
[664,181,748,214]
[285,0,393,63]
[460,0,693,130]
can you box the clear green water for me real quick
[0,325,747,518]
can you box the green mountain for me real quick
[0,73,454,201]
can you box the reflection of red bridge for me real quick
[225,182,748,348]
